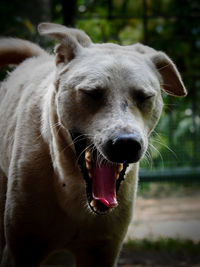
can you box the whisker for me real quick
[143,150,153,168]
[36,121,61,141]
[77,143,94,164]
[66,134,94,150]
[149,143,164,168]
[153,139,177,159]
[151,131,177,159]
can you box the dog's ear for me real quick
[38,23,91,65]
[151,52,187,97]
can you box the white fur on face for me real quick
[55,44,163,162]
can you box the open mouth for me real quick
[71,132,128,215]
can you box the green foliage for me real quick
[77,0,145,43]
[0,0,39,39]
[125,237,200,253]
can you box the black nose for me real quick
[104,133,143,163]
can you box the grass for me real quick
[118,238,200,266]
[124,237,200,253]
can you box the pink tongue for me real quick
[92,163,118,208]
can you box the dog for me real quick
[0,23,186,267]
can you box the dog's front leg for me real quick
[0,154,55,267]
[73,241,122,267]
[0,168,7,263]
[0,246,15,267]
[1,201,47,267]
[1,198,50,267]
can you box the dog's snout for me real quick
[104,133,143,163]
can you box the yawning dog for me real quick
[0,23,186,267]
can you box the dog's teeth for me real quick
[118,164,123,173]
[93,206,97,212]
[85,150,91,162]
[86,161,91,170]
[88,171,92,178]
[90,200,96,207]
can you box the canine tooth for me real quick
[86,161,91,170]
[85,150,91,161]
[88,171,92,178]
[93,206,97,212]
[116,173,120,180]
[90,200,96,207]
[118,164,123,173]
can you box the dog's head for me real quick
[39,23,186,214]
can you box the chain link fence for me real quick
[76,0,200,181]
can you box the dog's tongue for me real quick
[92,163,118,208]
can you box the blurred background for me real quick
[0,0,200,266]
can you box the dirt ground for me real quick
[126,195,200,242]
[120,194,200,266]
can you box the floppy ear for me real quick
[151,52,187,97]
[38,23,91,65]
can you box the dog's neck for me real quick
[41,85,79,180]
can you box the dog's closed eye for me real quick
[131,90,156,111]
[133,90,155,104]
[80,88,105,101]
[136,92,155,102]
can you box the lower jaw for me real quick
[89,199,113,214]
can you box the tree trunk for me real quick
[61,0,78,27]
